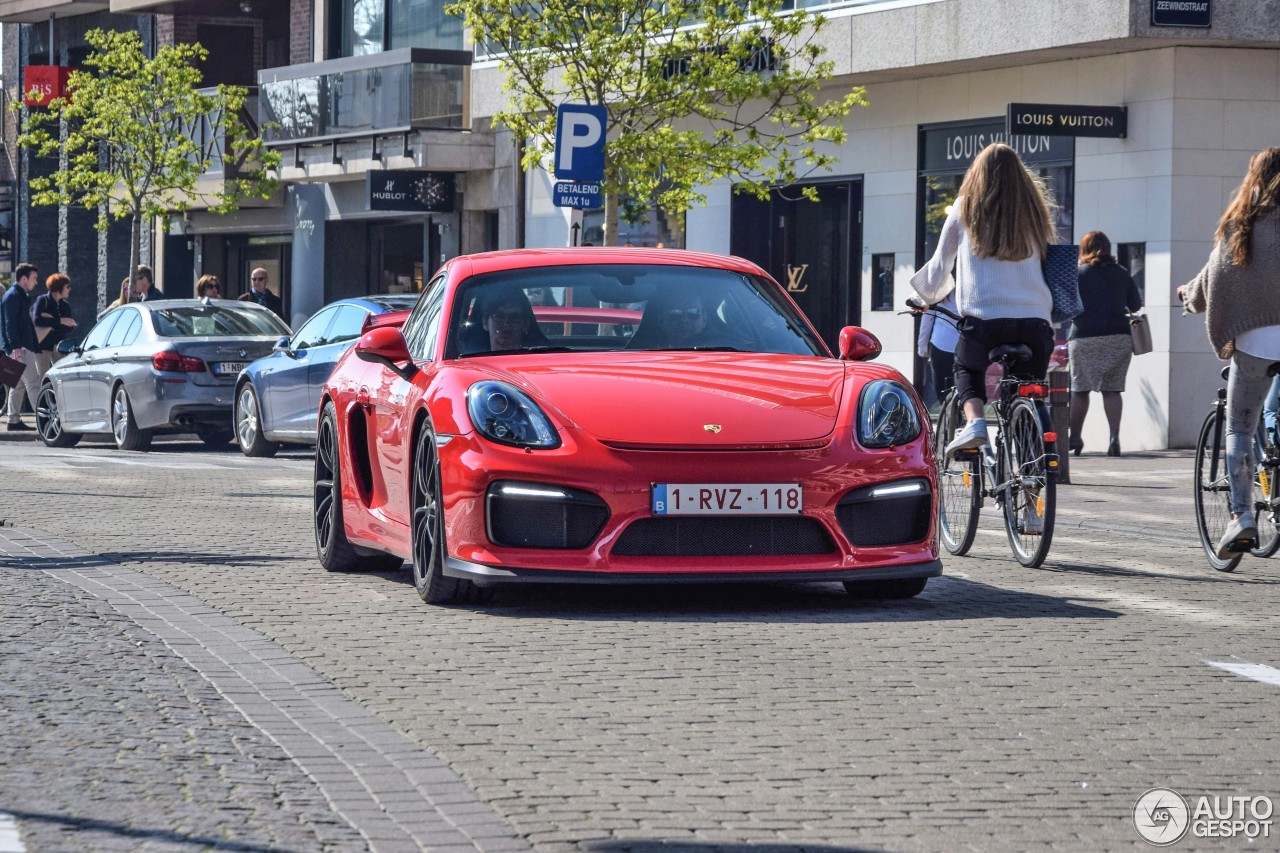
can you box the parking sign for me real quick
[554,103,606,182]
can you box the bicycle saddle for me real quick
[988,343,1033,363]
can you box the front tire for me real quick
[36,384,80,448]
[236,382,278,458]
[314,401,360,571]
[935,393,980,555]
[1194,408,1243,572]
[111,385,152,452]
[1000,399,1055,568]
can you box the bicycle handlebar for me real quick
[905,298,962,323]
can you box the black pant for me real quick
[929,344,955,401]
[953,316,1054,405]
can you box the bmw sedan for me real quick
[233,294,418,457]
[314,248,940,606]
[36,299,291,451]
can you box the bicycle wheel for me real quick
[935,392,981,555]
[1000,398,1056,567]
[1194,408,1243,571]
[1251,434,1280,558]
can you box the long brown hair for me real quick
[1216,147,1280,265]
[1079,231,1115,266]
[958,143,1055,261]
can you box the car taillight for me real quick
[152,351,206,373]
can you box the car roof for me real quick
[446,247,769,279]
[331,294,420,312]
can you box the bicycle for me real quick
[1192,364,1280,571]
[921,302,1059,567]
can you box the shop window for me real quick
[1118,242,1146,301]
[871,254,894,311]
[333,0,463,56]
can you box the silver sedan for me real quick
[36,299,291,451]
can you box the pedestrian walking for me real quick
[909,142,1057,456]
[1178,146,1280,558]
[1068,231,1143,457]
[0,262,42,431]
[31,273,77,386]
[916,291,959,407]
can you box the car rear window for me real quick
[150,305,291,338]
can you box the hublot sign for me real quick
[1006,103,1128,139]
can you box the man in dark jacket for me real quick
[246,267,283,318]
[1,262,40,430]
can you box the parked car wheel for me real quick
[112,385,152,452]
[235,382,278,458]
[314,401,361,571]
[36,384,80,448]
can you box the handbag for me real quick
[1129,312,1152,356]
[0,353,25,388]
[1042,243,1083,324]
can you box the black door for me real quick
[730,180,862,348]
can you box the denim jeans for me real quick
[1226,350,1278,516]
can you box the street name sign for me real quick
[552,180,603,210]
[554,103,606,183]
[1151,0,1211,27]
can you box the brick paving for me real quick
[0,437,1278,851]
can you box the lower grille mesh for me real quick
[613,516,834,557]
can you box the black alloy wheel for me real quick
[314,401,360,571]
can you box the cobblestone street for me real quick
[2,439,1278,852]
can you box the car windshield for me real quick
[150,305,291,338]
[448,264,825,358]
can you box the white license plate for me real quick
[214,361,247,375]
[652,483,803,516]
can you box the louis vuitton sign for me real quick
[1006,103,1128,139]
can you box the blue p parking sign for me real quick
[554,103,606,183]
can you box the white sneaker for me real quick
[945,419,989,456]
[1214,513,1257,560]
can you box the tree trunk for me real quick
[127,212,141,303]
[603,191,619,247]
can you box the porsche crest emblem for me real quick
[703,424,722,434]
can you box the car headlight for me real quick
[466,380,561,449]
[856,380,922,448]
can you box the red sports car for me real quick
[314,248,939,605]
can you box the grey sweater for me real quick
[1182,207,1280,359]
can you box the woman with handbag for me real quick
[910,142,1057,455]
[31,273,76,384]
[1179,147,1280,559]
[1068,231,1143,457]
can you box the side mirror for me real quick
[355,326,416,380]
[273,335,291,354]
[838,326,882,361]
[57,338,79,355]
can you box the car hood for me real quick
[483,352,851,448]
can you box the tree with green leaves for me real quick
[16,28,279,308]
[446,0,866,245]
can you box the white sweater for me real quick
[909,201,1053,322]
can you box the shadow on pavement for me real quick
[421,574,1121,624]
[1044,557,1280,584]
[2,808,307,853]
[583,843,884,853]
[1,551,286,570]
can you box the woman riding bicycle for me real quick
[1179,147,1280,559]
[910,142,1057,457]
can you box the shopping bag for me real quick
[1042,243,1083,324]
[0,353,25,388]
[1129,313,1152,356]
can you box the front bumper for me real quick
[445,556,943,587]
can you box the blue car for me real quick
[233,294,418,456]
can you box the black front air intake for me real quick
[486,481,609,549]
[613,516,834,557]
[835,479,931,547]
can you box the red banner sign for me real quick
[23,66,71,107]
